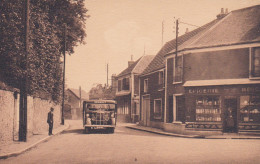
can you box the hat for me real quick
[50,107,54,111]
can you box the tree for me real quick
[89,84,116,100]
[0,0,89,102]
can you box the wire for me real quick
[179,21,200,27]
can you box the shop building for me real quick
[164,5,260,135]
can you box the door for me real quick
[223,98,238,133]
[142,96,150,126]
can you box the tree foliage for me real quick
[89,84,116,100]
[0,0,89,102]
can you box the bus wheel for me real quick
[84,127,90,134]
[108,128,114,134]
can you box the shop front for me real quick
[184,84,260,134]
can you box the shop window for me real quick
[154,99,162,119]
[240,95,260,123]
[173,55,183,83]
[251,47,260,78]
[195,96,221,122]
[144,79,148,93]
[158,70,164,85]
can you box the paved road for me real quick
[1,120,260,164]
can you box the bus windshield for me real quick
[87,103,115,111]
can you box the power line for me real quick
[179,21,200,27]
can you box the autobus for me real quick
[82,100,117,133]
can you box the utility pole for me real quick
[175,19,179,66]
[61,24,67,125]
[19,0,29,142]
[162,20,164,46]
[106,63,109,86]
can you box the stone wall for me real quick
[0,90,16,145]
[0,89,61,145]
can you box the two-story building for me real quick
[164,5,260,135]
[116,55,154,123]
[65,88,89,119]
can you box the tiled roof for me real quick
[177,5,260,51]
[141,19,220,75]
[132,55,155,74]
[117,55,154,78]
[67,88,89,100]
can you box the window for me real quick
[118,80,122,91]
[240,95,260,123]
[158,70,164,85]
[123,78,130,90]
[144,79,148,92]
[251,47,260,78]
[173,56,183,83]
[195,96,221,122]
[154,99,162,119]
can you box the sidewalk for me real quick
[0,123,69,159]
[126,124,260,139]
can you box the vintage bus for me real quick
[82,100,117,133]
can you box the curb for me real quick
[0,123,70,160]
[126,126,260,140]
[126,126,205,138]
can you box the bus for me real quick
[82,100,117,133]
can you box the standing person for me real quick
[47,107,54,135]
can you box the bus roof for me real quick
[83,100,117,104]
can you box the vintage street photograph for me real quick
[1,0,260,163]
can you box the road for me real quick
[1,120,260,164]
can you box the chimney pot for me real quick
[221,8,224,14]
[128,61,135,67]
[225,8,228,14]
[185,28,189,34]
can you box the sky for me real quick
[66,0,260,92]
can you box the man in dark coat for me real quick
[47,107,54,135]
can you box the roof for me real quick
[141,19,220,75]
[170,5,260,53]
[67,88,89,100]
[183,78,260,87]
[117,55,154,78]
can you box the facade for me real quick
[116,55,154,123]
[164,5,260,135]
[65,88,89,119]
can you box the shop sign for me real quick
[187,88,219,94]
[241,86,260,93]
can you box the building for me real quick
[164,5,260,135]
[116,55,154,123]
[65,88,89,119]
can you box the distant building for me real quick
[65,88,89,119]
[116,55,154,123]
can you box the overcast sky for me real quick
[66,0,260,92]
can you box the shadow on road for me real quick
[61,128,114,135]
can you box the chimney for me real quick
[185,28,189,34]
[128,61,135,67]
[216,8,228,19]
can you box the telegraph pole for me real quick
[107,63,109,86]
[19,0,29,142]
[61,24,67,125]
[175,19,179,66]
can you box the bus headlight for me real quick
[111,112,115,118]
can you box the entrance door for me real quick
[223,98,237,133]
[142,96,150,126]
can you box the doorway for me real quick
[223,98,237,133]
[142,96,150,126]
